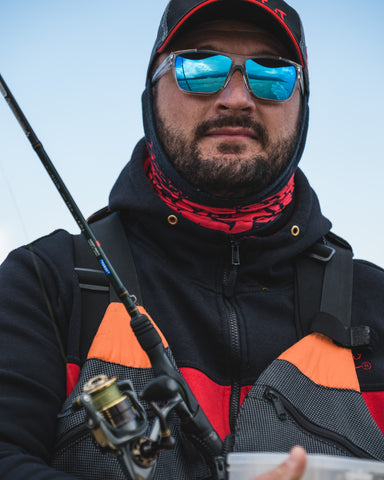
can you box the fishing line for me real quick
[0,159,30,251]
[0,157,68,362]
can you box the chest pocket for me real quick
[233,333,384,460]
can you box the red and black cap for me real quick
[148,0,309,94]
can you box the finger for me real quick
[252,446,307,480]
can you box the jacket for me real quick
[0,139,384,479]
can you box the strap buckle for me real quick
[306,243,336,263]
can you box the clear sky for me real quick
[1,1,383,266]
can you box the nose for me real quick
[213,69,256,113]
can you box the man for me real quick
[0,0,383,479]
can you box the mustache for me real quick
[194,116,269,147]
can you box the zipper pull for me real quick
[231,239,240,267]
[223,240,240,298]
[264,389,287,421]
[213,456,226,480]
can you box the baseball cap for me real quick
[148,0,309,94]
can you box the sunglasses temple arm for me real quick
[151,54,174,84]
[298,67,305,95]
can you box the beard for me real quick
[154,108,300,198]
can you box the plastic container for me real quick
[227,453,384,480]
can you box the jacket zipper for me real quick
[264,388,374,459]
[53,421,89,452]
[223,239,241,432]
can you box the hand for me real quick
[252,446,307,480]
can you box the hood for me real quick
[141,0,310,208]
[109,139,331,273]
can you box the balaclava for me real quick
[142,0,309,226]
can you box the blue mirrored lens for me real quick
[245,58,297,100]
[175,53,232,93]
[174,53,297,101]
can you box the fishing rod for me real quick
[0,75,138,318]
[0,74,223,478]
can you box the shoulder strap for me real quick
[73,210,142,363]
[295,232,371,348]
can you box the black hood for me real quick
[109,139,331,272]
[142,0,310,207]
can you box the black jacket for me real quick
[0,139,383,479]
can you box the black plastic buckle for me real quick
[306,243,336,263]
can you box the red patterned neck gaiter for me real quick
[145,153,295,234]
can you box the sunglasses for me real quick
[152,49,303,102]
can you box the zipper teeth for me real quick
[224,298,241,432]
[228,305,240,361]
[265,388,374,459]
[53,422,89,452]
[224,239,242,432]
[229,382,241,432]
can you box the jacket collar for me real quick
[109,138,332,272]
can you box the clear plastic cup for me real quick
[227,453,384,480]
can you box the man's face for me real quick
[153,20,302,198]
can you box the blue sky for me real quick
[1,1,383,266]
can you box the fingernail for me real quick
[286,446,302,468]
